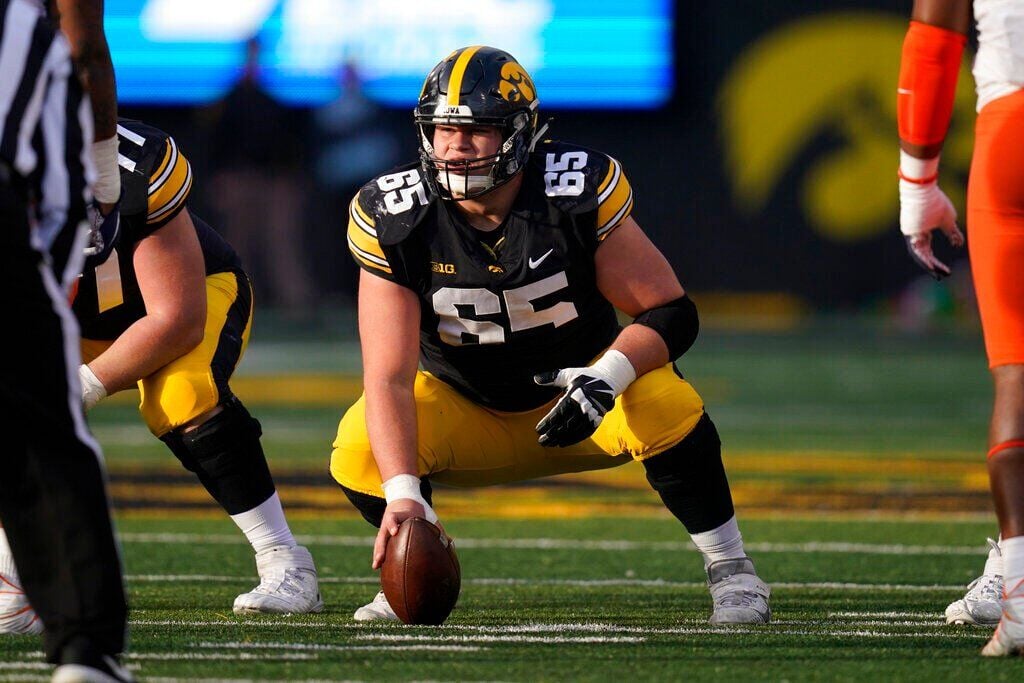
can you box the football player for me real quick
[330,46,771,624]
[0,118,323,627]
[895,0,1024,654]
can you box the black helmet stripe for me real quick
[446,45,483,106]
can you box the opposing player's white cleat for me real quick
[947,538,1003,626]
[706,557,771,625]
[232,545,323,615]
[353,590,400,622]
[0,570,42,635]
[946,576,1003,626]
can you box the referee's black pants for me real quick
[0,182,128,661]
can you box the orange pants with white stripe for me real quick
[968,88,1024,368]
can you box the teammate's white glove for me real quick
[79,364,107,411]
[381,474,438,524]
[898,151,964,280]
[534,349,637,447]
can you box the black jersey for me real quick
[348,140,635,411]
[73,119,242,340]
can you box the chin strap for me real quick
[529,118,552,152]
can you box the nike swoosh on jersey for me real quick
[528,249,554,269]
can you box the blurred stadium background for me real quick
[5,1,1006,679]
[95,0,990,515]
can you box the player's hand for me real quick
[898,178,964,280]
[534,351,636,447]
[372,498,442,569]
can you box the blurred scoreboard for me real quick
[108,0,674,108]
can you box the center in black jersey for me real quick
[347,140,635,411]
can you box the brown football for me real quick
[380,517,461,625]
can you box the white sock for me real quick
[984,536,1004,577]
[689,515,745,566]
[0,527,20,580]
[1002,535,1024,601]
[229,492,296,554]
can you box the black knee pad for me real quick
[159,398,276,515]
[642,412,734,534]
[336,478,434,528]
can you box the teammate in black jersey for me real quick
[64,119,321,617]
[331,46,772,624]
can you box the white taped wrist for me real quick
[590,349,637,397]
[381,473,438,524]
[79,364,107,411]
[899,150,940,182]
[91,136,121,204]
[381,474,423,504]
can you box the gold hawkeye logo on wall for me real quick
[499,62,536,104]
[717,12,975,243]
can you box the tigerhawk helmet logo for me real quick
[499,61,536,103]
[718,12,974,243]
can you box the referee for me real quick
[0,0,131,679]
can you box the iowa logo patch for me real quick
[499,62,536,104]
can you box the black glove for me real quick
[534,370,617,447]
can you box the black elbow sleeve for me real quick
[633,294,699,361]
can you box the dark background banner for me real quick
[121,0,976,310]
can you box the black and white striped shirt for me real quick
[0,0,94,257]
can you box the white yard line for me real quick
[118,533,989,556]
[196,642,484,652]
[122,575,971,591]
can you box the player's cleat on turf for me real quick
[706,557,771,625]
[353,590,400,622]
[947,538,1003,626]
[946,577,1003,626]
[232,545,324,615]
[51,636,135,683]
[0,570,42,635]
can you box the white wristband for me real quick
[91,136,121,204]
[381,473,439,524]
[590,349,637,397]
[79,364,107,411]
[899,150,940,182]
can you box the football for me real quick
[380,517,461,625]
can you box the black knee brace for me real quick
[160,398,276,515]
[336,478,434,528]
[642,412,735,534]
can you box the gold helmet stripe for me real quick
[447,45,484,106]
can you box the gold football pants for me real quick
[330,363,705,497]
[80,271,253,437]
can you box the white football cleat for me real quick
[0,570,42,635]
[232,545,324,615]
[947,538,1003,626]
[706,557,771,625]
[946,575,1003,626]
[353,590,400,622]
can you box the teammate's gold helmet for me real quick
[414,46,540,200]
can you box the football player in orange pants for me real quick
[896,0,1024,655]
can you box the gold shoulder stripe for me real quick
[597,157,618,197]
[348,234,392,274]
[150,139,173,186]
[596,157,632,236]
[597,193,633,241]
[347,197,390,273]
[148,140,192,222]
[447,46,484,106]
[149,137,179,197]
